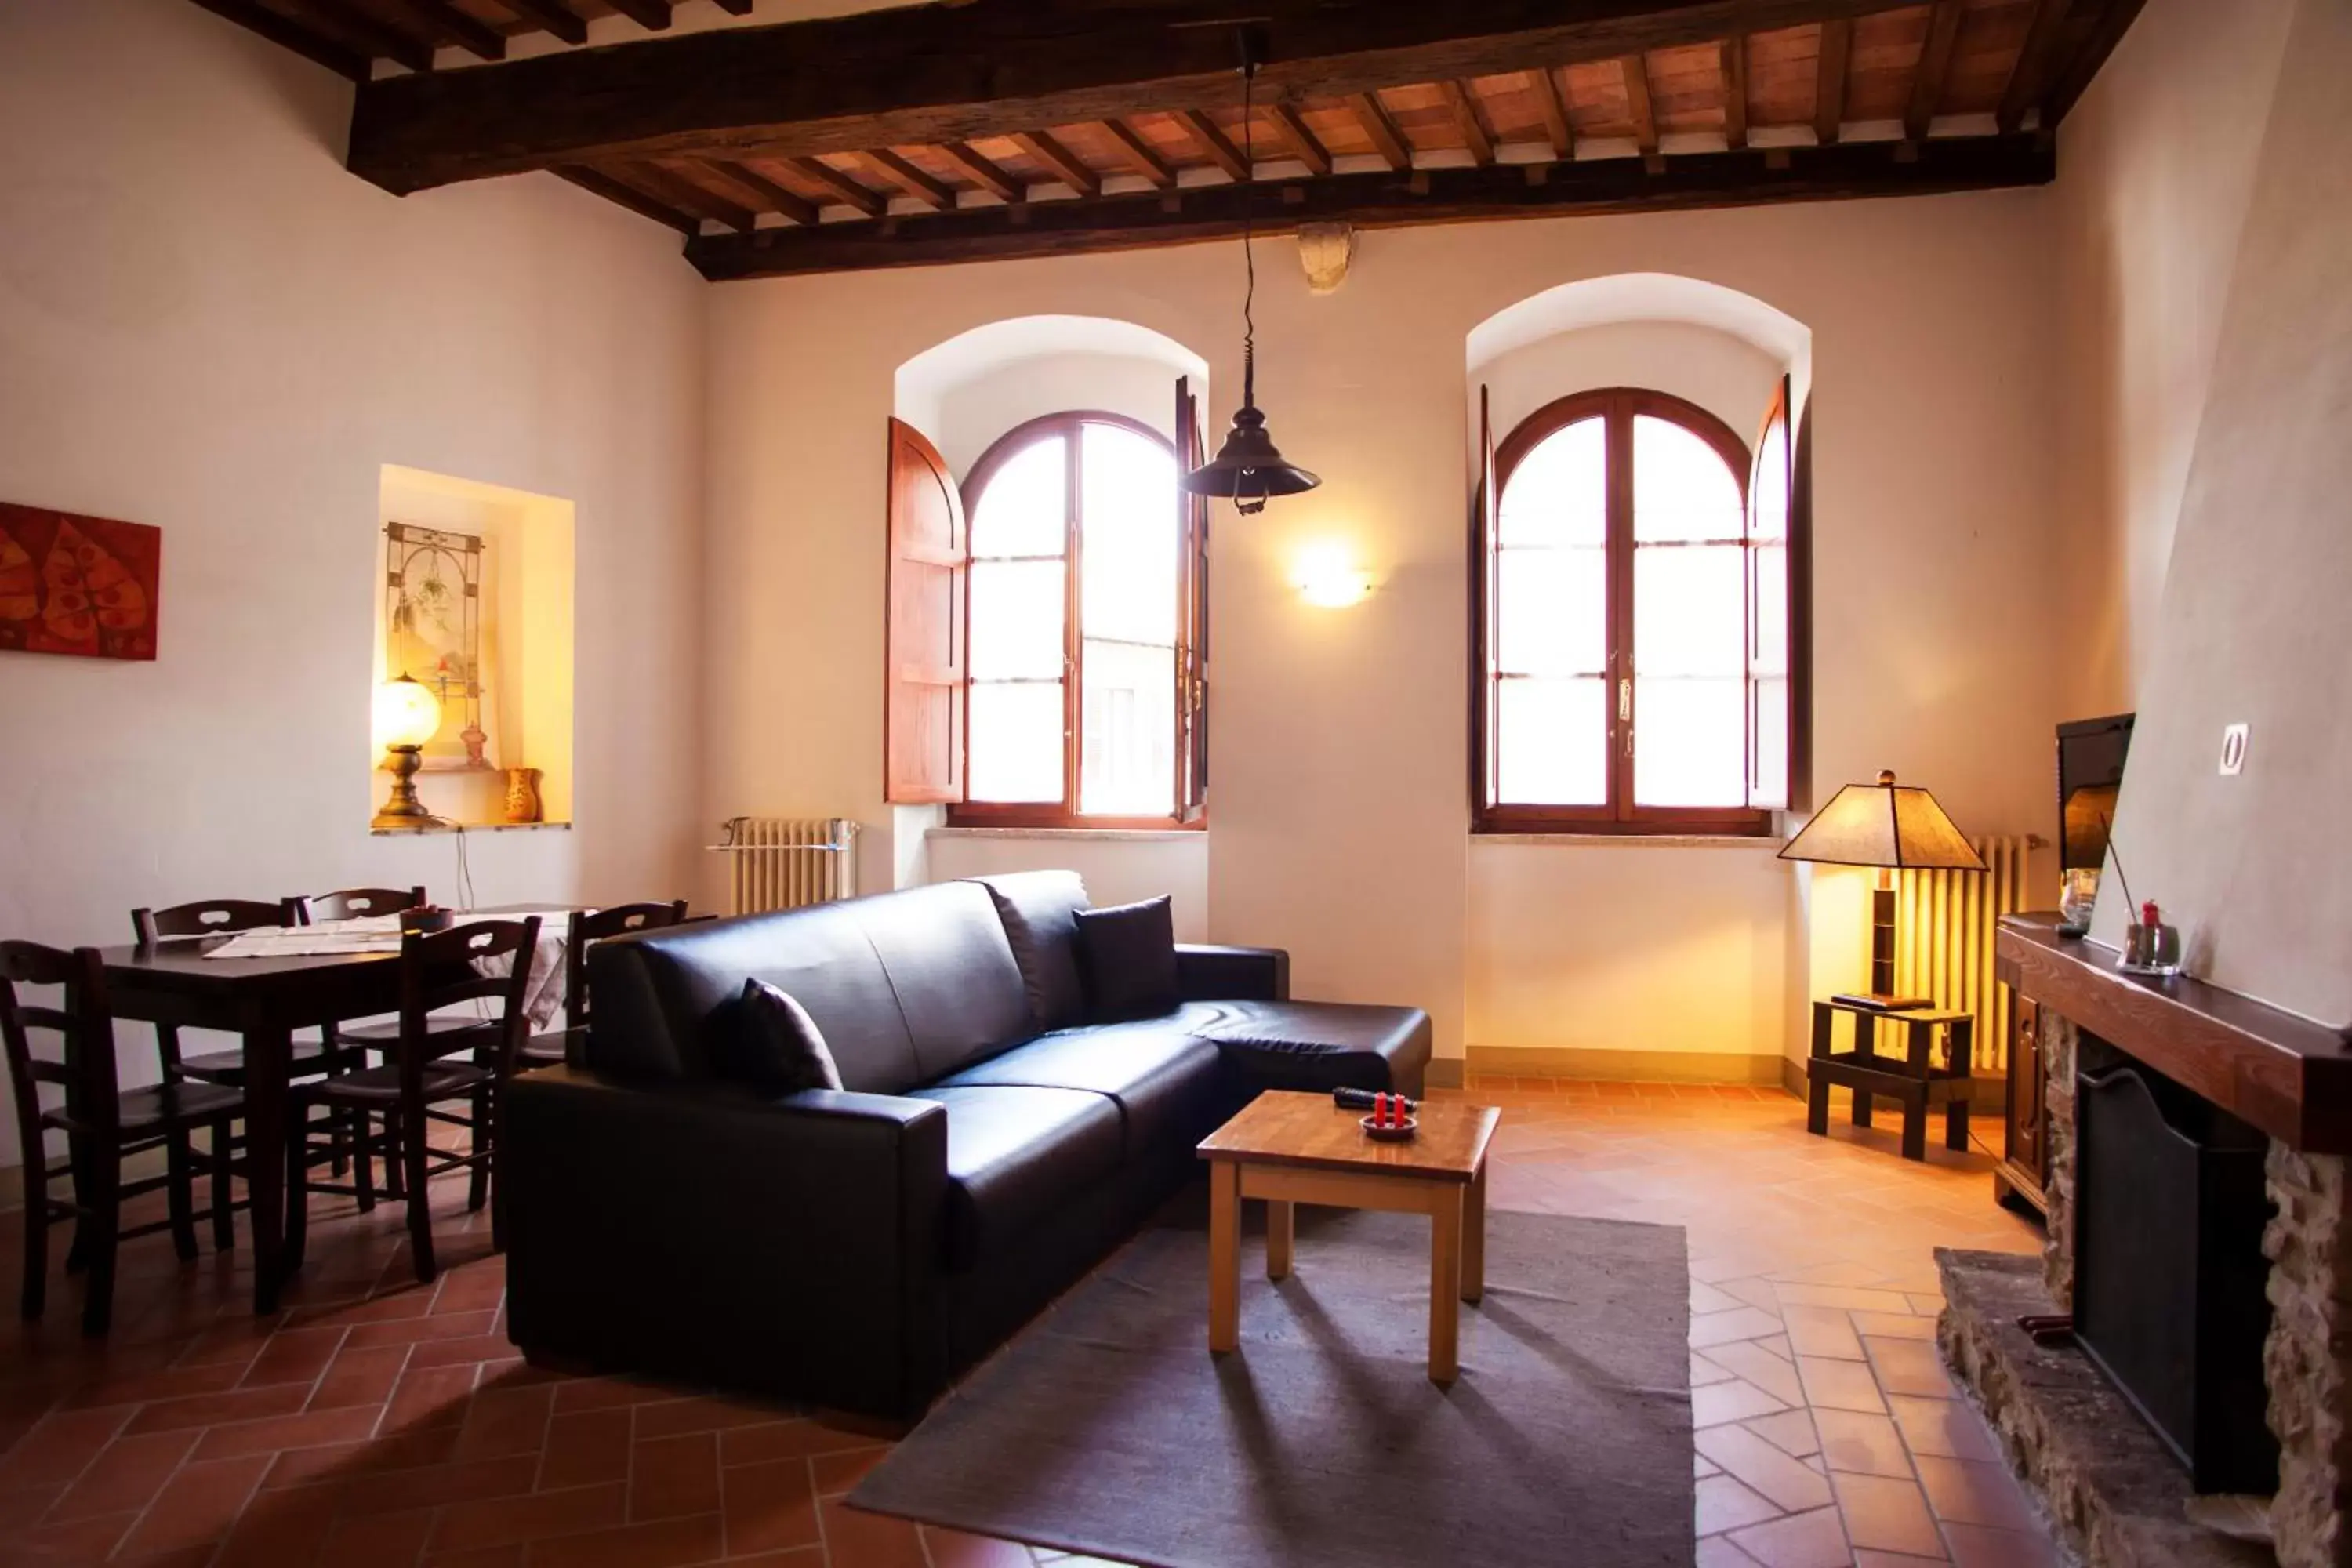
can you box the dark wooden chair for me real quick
[1,942,245,1334]
[292,886,428,925]
[285,916,542,1284]
[518,901,691,1070]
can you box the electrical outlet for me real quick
[2220,723,2250,776]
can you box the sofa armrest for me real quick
[502,1067,950,1417]
[1175,944,1290,1003]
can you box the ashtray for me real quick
[1361,1114,1419,1142]
[401,909,455,935]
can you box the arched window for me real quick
[953,411,1196,826]
[1473,385,1796,833]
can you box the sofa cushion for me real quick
[719,980,844,1094]
[1188,1001,1435,1098]
[932,1013,1228,1161]
[1073,896,1179,1022]
[902,1086,1123,1269]
[968,872,1089,1033]
[856,882,1036,1083]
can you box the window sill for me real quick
[930,826,1203,844]
[1473,832,1784,850]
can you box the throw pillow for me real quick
[972,871,1091,1032]
[726,978,844,1093]
[1073,896,1180,1022]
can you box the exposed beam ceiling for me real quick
[691,135,2054,281]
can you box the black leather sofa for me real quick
[501,872,1430,1418]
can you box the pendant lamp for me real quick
[1181,45,1320,515]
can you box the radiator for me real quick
[1893,834,2039,1073]
[712,817,861,916]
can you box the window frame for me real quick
[948,409,1202,832]
[1474,386,1781,837]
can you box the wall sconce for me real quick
[372,673,442,829]
[1292,542,1376,609]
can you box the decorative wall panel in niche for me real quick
[0,503,160,661]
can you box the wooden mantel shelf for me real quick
[1996,912,2352,1153]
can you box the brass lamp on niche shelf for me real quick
[1779,769,1987,1008]
[371,673,442,829]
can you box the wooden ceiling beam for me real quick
[862,148,960,209]
[1441,80,1496,166]
[1180,111,1250,182]
[786,155,887,216]
[347,0,1937,194]
[712,0,755,13]
[1904,0,1965,143]
[695,160,821,224]
[183,0,369,81]
[1722,37,1748,150]
[1996,0,2071,132]
[619,162,755,229]
[603,0,673,31]
[1265,102,1334,176]
[500,0,587,48]
[2045,0,2146,128]
[938,142,1025,202]
[1621,55,1660,161]
[301,0,437,72]
[1531,67,1575,161]
[1345,92,1413,171]
[1100,121,1178,189]
[387,0,505,61]
[1009,131,1102,198]
[556,167,698,234]
[692,134,2055,281]
[1814,19,1853,144]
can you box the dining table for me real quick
[94,905,582,1315]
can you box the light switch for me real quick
[2220,723,2249,776]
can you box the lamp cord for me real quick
[1240,53,1257,408]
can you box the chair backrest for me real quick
[0,942,120,1145]
[132,898,296,946]
[396,917,542,1082]
[564,902,691,1031]
[296,886,427,924]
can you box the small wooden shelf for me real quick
[369,820,573,837]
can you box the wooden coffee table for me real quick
[1197,1091,1501,1384]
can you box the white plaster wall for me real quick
[704,191,2067,1065]
[0,0,706,1160]
[923,836,1210,943]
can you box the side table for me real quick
[1805,1000,1975,1162]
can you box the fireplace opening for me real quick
[2074,1040,2278,1495]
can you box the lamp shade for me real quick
[372,673,443,751]
[1180,400,1320,506]
[1777,770,1987,872]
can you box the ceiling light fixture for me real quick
[1180,34,1320,516]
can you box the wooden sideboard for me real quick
[1994,993,2049,1215]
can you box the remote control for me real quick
[1333,1087,1417,1113]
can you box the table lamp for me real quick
[372,673,442,829]
[1779,769,1986,1008]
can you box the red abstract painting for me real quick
[0,503,160,662]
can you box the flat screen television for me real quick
[2058,713,2135,871]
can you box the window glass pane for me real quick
[1635,543,1744,677]
[1498,418,1605,547]
[968,561,1065,679]
[1633,415,1743,543]
[1751,419,1789,543]
[1497,677,1606,805]
[1635,677,1746,806]
[968,681,1063,802]
[1080,640,1175,817]
[971,435,1066,557]
[1080,423,1178,647]
[1497,546,1606,676]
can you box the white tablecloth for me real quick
[205,911,573,1030]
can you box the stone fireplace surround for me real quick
[1939,916,2352,1568]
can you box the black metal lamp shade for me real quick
[1181,397,1320,514]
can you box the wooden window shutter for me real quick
[1175,377,1211,823]
[1746,376,1794,811]
[1470,384,1500,816]
[884,418,967,804]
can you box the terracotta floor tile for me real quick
[1795,1356,1887,1415]
[455,1384,554,1463]
[1779,1305,1864,1360]
[314,1453,543,1519]
[522,1511,724,1568]
[318,1504,438,1568]
[1725,1504,1852,1568]
[922,1526,1036,1568]
[1888,1394,2003,1463]
[1830,1472,1946,1558]
[347,1311,503,1352]
[1773,1283,1921,1315]
[819,1497,927,1568]
[191,1402,386,1461]
[811,1444,890,1496]
[1693,1377,1791,1429]
[1696,1537,1765,1567]
[1694,1425,1834,1513]
[383,1363,484,1432]
[1943,1519,2062,1567]
[1741,1409,1821,1461]
[429,1481,626,1552]
[63,1360,249,1411]
[537,1410,632,1491]
[114,1454,271,1557]
[237,1324,349,1388]
[1914,1454,2042,1532]
[1696,1472,1783,1537]
[9,1508,141,1564]
[1852,1310,1939,1341]
[1691,1352,1739,1388]
[1866,1337,1960,1399]
[432,1262,510,1319]
[627,1431,721,1522]
[44,1429,199,1522]
[1690,1306,1786,1349]
[722,1457,822,1555]
[423,1547,528,1568]
[310,1343,412,1412]
[633,1396,789,1441]
[1812,1410,1916,1479]
[0,1406,134,1490]
[1703,1341,1806,1406]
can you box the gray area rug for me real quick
[851,1207,1693,1568]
